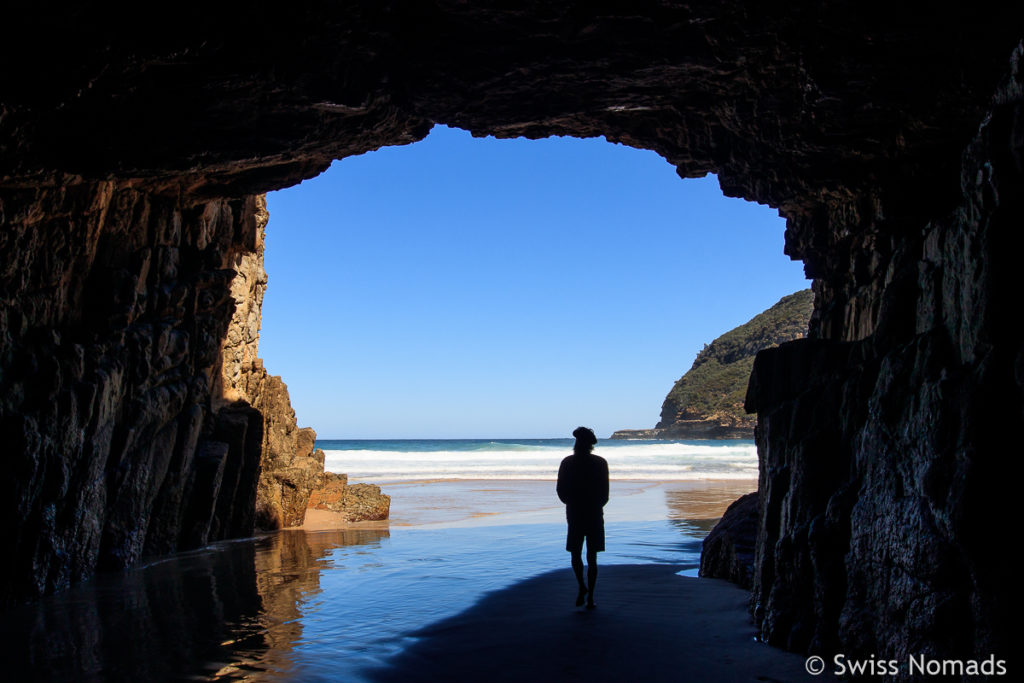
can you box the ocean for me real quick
[319,438,758,482]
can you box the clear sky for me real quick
[260,125,808,439]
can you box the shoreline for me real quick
[347,476,759,484]
[301,478,756,531]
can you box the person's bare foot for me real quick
[586,592,596,609]
[576,586,587,606]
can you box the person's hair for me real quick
[572,426,597,454]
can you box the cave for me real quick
[1,2,1021,668]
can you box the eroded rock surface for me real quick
[742,47,1023,661]
[215,203,326,530]
[0,185,268,604]
[699,492,758,590]
[0,187,327,605]
[308,473,391,523]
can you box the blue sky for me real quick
[260,125,808,439]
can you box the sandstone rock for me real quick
[307,472,349,513]
[341,484,391,522]
[608,429,663,440]
[216,201,326,530]
[699,492,758,590]
[307,473,391,523]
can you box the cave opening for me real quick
[259,124,808,443]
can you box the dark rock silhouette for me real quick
[699,491,758,590]
[1,2,1021,667]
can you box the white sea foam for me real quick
[323,441,758,482]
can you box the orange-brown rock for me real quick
[308,473,391,523]
[217,197,325,530]
[307,472,349,512]
[341,484,391,522]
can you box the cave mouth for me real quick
[2,4,1019,667]
[258,124,808,442]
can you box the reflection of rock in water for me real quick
[663,484,757,537]
[669,516,722,536]
[1,528,388,680]
[249,529,391,676]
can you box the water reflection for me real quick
[1,528,388,681]
[0,484,748,681]
[663,483,753,536]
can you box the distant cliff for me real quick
[612,290,813,439]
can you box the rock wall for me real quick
[0,181,328,606]
[216,197,325,529]
[0,182,271,605]
[746,45,1023,661]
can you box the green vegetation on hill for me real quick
[655,289,814,432]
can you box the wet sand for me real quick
[4,478,828,681]
[302,478,758,530]
[299,479,832,681]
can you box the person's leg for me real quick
[567,520,588,605]
[571,550,587,605]
[586,545,598,608]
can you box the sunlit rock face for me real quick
[216,199,325,529]
[1,0,1021,664]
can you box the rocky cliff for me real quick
[217,207,385,529]
[0,185,330,606]
[216,200,326,529]
[2,2,1021,667]
[612,290,813,439]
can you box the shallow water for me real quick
[1,481,752,681]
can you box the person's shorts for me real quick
[565,513,605,553]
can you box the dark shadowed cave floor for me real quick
[367,564,826,683]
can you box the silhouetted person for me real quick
[557,426,609,609]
